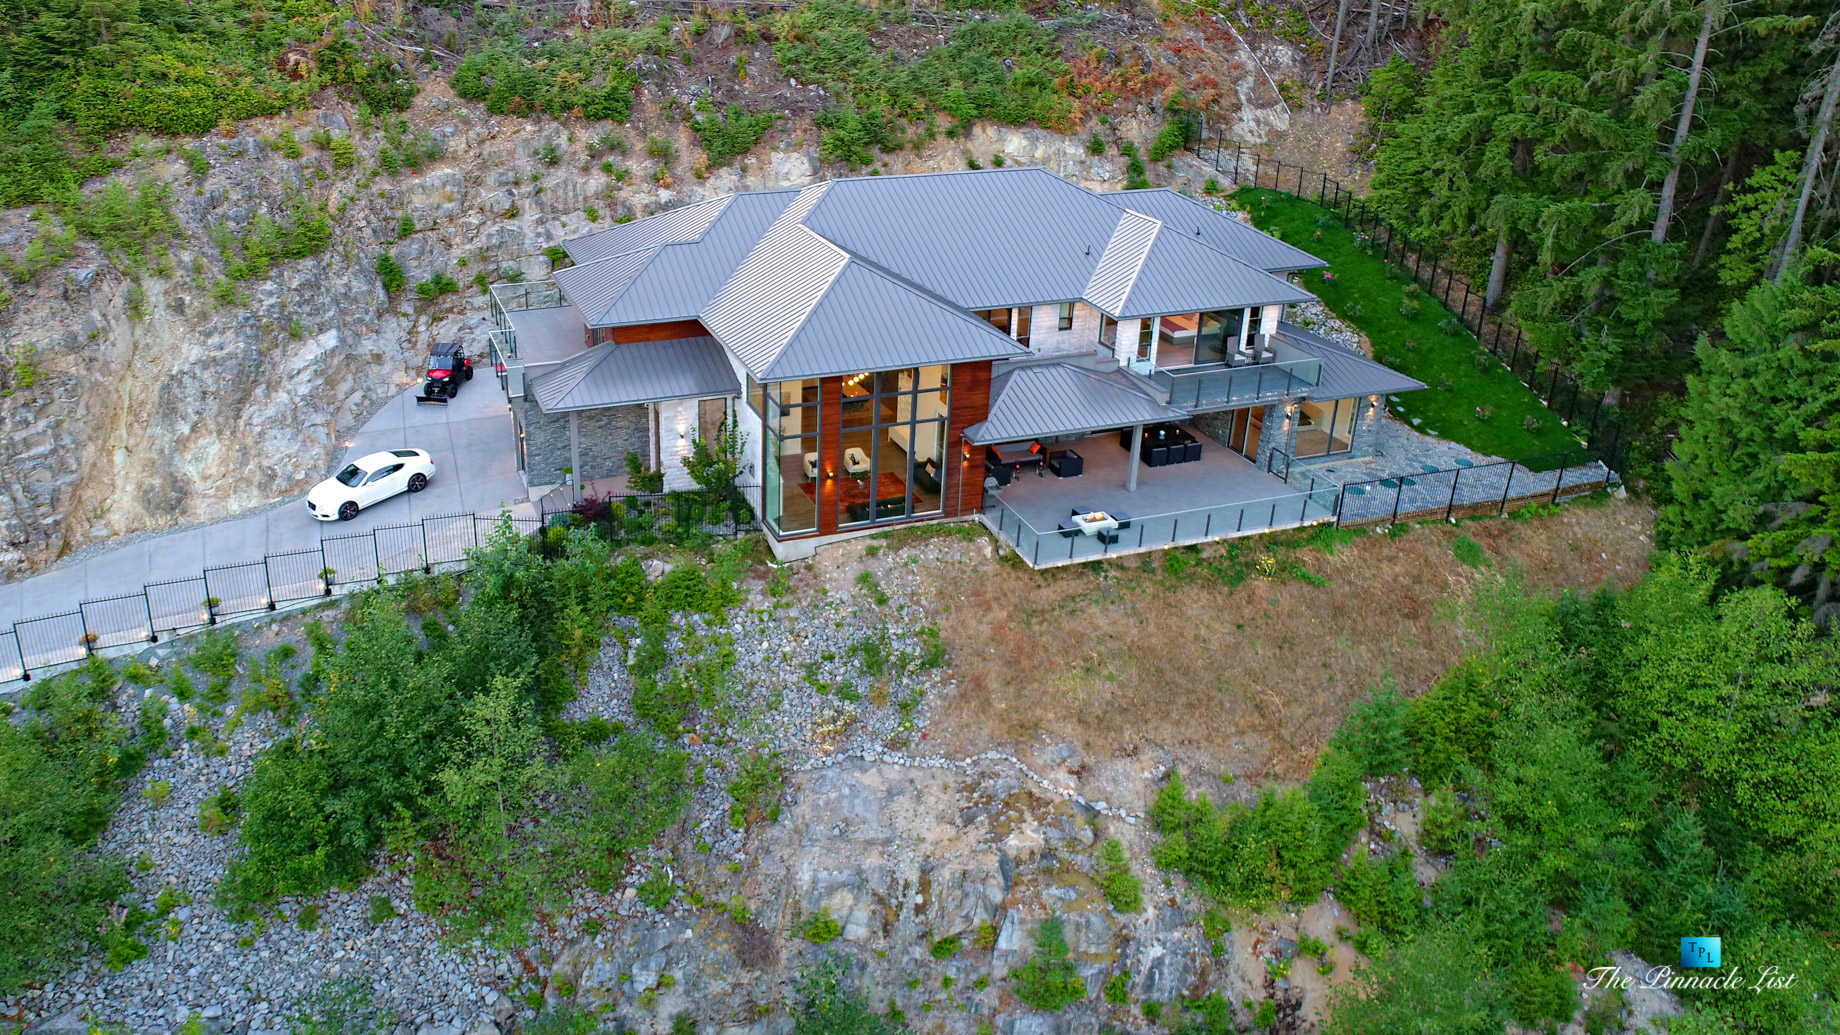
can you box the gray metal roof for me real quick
[964,361,1187,444]
[552,248,656,329]
[529,337,738,412]
[802,168,1120,310]
[1276,323,1428,399]
[1086,210,1158,316]
[554,191,797,327]
[763,258,1029,380]
[1112,217,1316,318]
[562,196,733,265]
[702,185,849,376]
[1104,189,1328,272]
[543,168,1330,384]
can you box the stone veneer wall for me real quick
[517,398,650,487]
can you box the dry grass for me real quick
[917,497,1655,783]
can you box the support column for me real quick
[568,411,581,503]
[1126,424,1143,492]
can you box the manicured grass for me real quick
[1234,187,1586,465]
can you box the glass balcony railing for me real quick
[1148,357,1323,408]
[980,487,1340,568]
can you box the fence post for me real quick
[1551,463,1567,505]
[144,595,158,643]
[1460,282,1471,326]
[1334,487,1346,527]
[1318,171,1327,204]
[203,570,218,625]
[372,534,383,584]
[1509,332,1523,372]
[263,560,276,610]
[1298,165,1306,195]
[421,518,432,574]
[79,609,94,656]
[1253,152,1262,186]
[320,545,332,596]
[1391,479,1404,525]
[1499,461,1517,516]
[1442,268,1454,307]
[1491,322,1503,355]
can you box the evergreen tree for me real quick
[1661,250,1840,618]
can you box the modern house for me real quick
[487,167,1425,566]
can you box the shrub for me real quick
[692,105,778,166]
[1451,535,1488,568]
[368,894,397,923]
[1096,839,1143,913]
[790,956,906,1034]
[801,906,843,943]
[453,39,638,121]
[1103,970,1129,1005]
[328,136,357,170]
[142,780,173,807]
[1521,415,1544,433]
[930,936,961,959]
[974,919,999,949]
[397,213,416,238]
[375,253,406,294]
[415,272,460,299]
[1009,915,1086,1011]
[1088,132,1106,155]
[1329,683,1411,776]
[647,135,676,161]
[198,787,239,835]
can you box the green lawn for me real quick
[1234,187,1586,465]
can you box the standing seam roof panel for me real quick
[1114,218,1317,318]
[1086,211,1160,316]
[1102,188,1328,271]
[561,196,732,264]
[573,191,799,326]
[552,248,660,327]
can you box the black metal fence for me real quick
[1199,132,1631,475]
[1330,449,1610,529]
[0,512,544,685]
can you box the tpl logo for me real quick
[1681,937,1721,968]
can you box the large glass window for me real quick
[1014,306,1031,347]
[1295,398,1358,458]
[1058,302,1075,331]
[764,378,819,535]
[836,365,950,527]
[1099,315,1118,353]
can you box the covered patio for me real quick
[966,360,1338,567]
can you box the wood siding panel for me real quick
[945,361,993,518]
[817,376,843,536]
[611,319,710,344]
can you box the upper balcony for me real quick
[1113,309,1323,411]
[486,280,580,368]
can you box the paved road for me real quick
[0,378,526,630]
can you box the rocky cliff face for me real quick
[0,50,1284,579]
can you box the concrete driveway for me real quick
[0,379,525,630]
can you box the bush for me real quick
[692,105,778,166]
[790,955,907,1035]
[415,272,460,299]
[1009,915,1086,1010]
[930,936,961,959]
[801,906,843,943]
[1103,970,1129,1005]
[1329,683,1410,776]
[375,253,407,294]
[453,36,639,121]
[1095,839,1143,913]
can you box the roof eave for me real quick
[756,345,1025,383]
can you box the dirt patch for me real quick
[918,498,1654,786]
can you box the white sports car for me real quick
[307,448,436,521]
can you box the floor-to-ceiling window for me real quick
[836,366,950,526]
[759,378,819,534]
[1294,398,1357,457]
